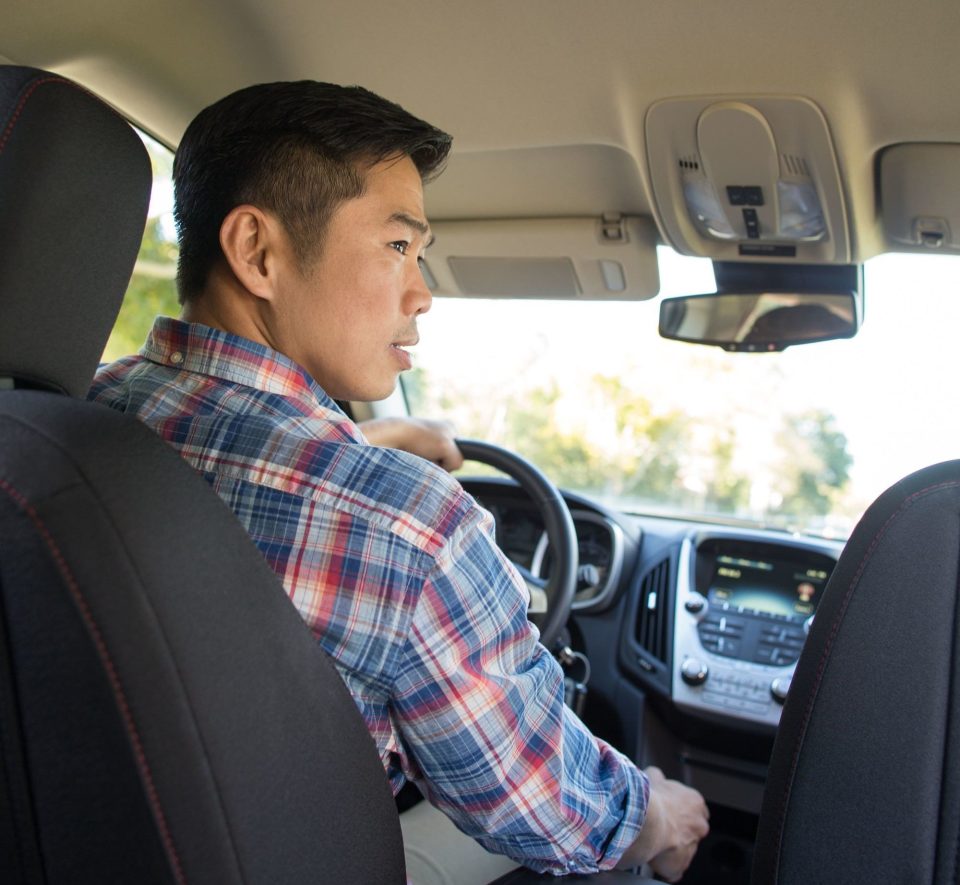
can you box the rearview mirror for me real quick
[659,291,857,352]
[658,261,862,352]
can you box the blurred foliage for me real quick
[102,136,179,364]
[775,410,853,518]
[592,375,687,502]
[704,430,751,513]
[505,385,610,491]
[408,363,852,529]
[102,218,179,362]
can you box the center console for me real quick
[672,530,840,727]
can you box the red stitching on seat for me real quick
[0,477,187,885]
[768,477,960,881]
[0,77,65,157]
[0,74,125,159]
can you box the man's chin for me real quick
[343,378,400,405]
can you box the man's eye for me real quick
[390,241,409,255]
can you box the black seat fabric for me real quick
[0,394,406,883]
[0,67,149,396]
[753,459,960,884]
[0,65,405,883]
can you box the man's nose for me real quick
[408,264,433,315]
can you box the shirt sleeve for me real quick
[389,503,649,875]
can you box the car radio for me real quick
[672,531,840,728]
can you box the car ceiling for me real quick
[4,0,960,263]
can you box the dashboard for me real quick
[464,479,842,740]
[489,496,627,611]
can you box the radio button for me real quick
[684,593,708,615]
[770,676,792,704]
[680,658,709,686]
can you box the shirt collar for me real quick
[141,317,360,430]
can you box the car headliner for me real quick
[3,0,959,263]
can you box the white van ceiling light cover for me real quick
[646,96,849,264]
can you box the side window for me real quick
[102,131,179,362]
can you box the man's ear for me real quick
[218,205,285,302]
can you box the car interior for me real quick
[2,2,960,883]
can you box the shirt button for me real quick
[170,352,184,365]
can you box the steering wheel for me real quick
[455,439,578,650]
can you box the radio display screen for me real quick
[696,539,835,622]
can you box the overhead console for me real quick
[645,96,850,264]
[671,530,840,729]
[880,143,960,254]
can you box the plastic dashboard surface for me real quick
[461,477,638,613]
[459,476,844,730]
[669,529,841,728]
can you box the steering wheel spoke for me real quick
[526,584,549,615]
[513,563,549,614]
[456,439,578,648]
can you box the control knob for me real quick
[684,593,708,616]
[770,676,792,705]
[680,657,709,686]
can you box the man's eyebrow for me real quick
[388,212,434,247]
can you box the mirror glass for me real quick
[659,291,857,352]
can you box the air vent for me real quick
[678,154,701,171]
[782,153,811,178]
[635,558,671,663]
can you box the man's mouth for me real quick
[390,340,417,368]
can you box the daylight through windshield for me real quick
[406,248,960,539]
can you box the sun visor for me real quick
[421,216,660,300]
[880,144,960,253]
[645,96,850,264]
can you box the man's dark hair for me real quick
[172,81,452,302]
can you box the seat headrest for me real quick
[0,66,152,397]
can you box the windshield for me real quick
[406,248,960,539]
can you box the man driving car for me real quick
[89,80,709,880]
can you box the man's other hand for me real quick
[617,765,710,882]
[361,416,465,471]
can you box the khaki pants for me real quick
[399,799,522,885]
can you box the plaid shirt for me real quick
[90,317,648,874]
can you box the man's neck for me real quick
[181,274,274,352]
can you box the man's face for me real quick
[272,154,433,402]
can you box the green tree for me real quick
[592,375,688,501]
[102,216,179,361]
[775,409,853,518]
[103,131,180,363]
[500,385,606,491]
[704,430,751,512]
